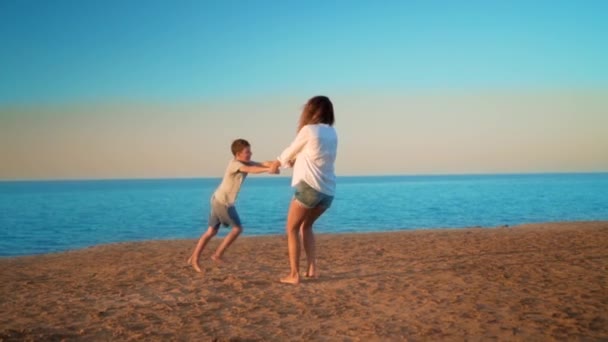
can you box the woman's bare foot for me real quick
[305,264,318,278]
[280,274,300,285]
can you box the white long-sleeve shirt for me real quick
[277,124,338,196]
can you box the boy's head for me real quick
[231,139,252,162]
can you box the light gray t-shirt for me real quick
[212,159,252,206]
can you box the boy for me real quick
[188,139,278,273]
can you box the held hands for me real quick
[268,160,281,175]
[267,159,294,174]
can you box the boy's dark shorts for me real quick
[294,181,334,209]
[208,197,242,229]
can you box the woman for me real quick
[270,95,338,285]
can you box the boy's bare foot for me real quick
[192,263,202,273]
[211,254,226,264]
[280,274,300,285]
[188,257,202,273]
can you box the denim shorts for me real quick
[208,197,242,230]
[294,181,334,209]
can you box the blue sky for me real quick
[1,0,607,104]
[1,1,607,179]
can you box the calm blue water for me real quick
[1,174,607,257]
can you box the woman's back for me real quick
[292,123,337,196]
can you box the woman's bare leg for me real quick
[188,227,218,272]
[280,200,309,285]
[301,206,326,278]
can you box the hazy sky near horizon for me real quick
[1,1,607,179]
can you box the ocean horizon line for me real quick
[1,171,607,183]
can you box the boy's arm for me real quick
[257,160,279,168]
[238,164,271,174]
[246,161,280,174]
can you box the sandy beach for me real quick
[1,221,607,341]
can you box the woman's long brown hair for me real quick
[297,96,335,132]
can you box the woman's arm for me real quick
[276,126,310,167]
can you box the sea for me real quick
[1,173,607,257]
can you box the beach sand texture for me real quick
[1,221,607,341]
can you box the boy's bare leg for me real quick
[188,227,218,272]
[212,226,243,262]
[280,200,309,285]
[301,206,326,278]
